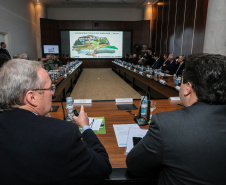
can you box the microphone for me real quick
[134,95,148,126]
[52,95,66,120]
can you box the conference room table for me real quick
[52,62,83,101]
[112,62,180,99]
[51,99,184,184]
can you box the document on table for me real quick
[88,118,102,131]
[125,127,148,154]
[113,124,140,147]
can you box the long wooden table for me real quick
[51,99,183,169]
[53,63,83,101]
[112,62,179,99]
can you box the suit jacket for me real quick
[0,108,112,185]
[130,57,138,65]
[166,60,176,75]
[0,48,11,59]
[161,59,170,72]
[152,58,163,69]
[175,62,185,76]
[126,101,226,185]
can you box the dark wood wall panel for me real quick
[155,0,163,55]
[160,0,170,55]
[41,19,59,45]
[41,19,150,68]
[151,3,158,52]
[192,0,209,54]
[182,0,197,55]
[167,0,177,54]
[151,0,208,57]
[174,0,186,56]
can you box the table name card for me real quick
[74,99,92,104]
[133,69,136,72]
[139,71,143,75]
[115,98,133,103]
[159,79,166,85]
[146,74,151,78]
[175,86,180,91]
[170,97,180,101]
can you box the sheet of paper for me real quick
[113,124,140,147]
[125,127,148,154]
[89,118,102,131]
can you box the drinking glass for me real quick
[150,100,156,119]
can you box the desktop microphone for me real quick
[134,96,148,126]
[52,95,66,120]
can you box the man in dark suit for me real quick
[160,52,169,72]
[130,53,138,65]
[0,59,112,185]
[151,54,163,69]
[0,53,10,68]
[126,54,226,185]
[0,42,11,59]
[145,47,155,66]
[165,53,176,75]
[175,55,185,76]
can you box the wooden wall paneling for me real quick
[151,4,158,51]
[174,0,186,57]
[83,21,93,30]
[160,0,170,56]
[141,29,150,46]
[92,21,101,30]
[155,1,164,55]
[73,20,85,29]
[167,0,177,54]
[192,0,209,54]
[182,0,197,55]
[40,19,60,54]
[120,21,134,30]
[141,20,150,30]
[59,20,93,30]
[100,21,121,30]
[141,21,150,47]
[132,21,142,53]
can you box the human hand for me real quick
[73,105,89,128]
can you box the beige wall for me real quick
[48,8,144,21]
[0,0,38,59]
[203,0,226,55]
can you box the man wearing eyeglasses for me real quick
[0,59,112,185]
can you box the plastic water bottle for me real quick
[141,96,148,116]
[66,97,73,106]
[150,68,153,74]
[66,97,74,121]
[154,69,158,77]
[66,105,74,121]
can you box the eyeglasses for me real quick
[32,84,56,93]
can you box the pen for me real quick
[90,118,94,129]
